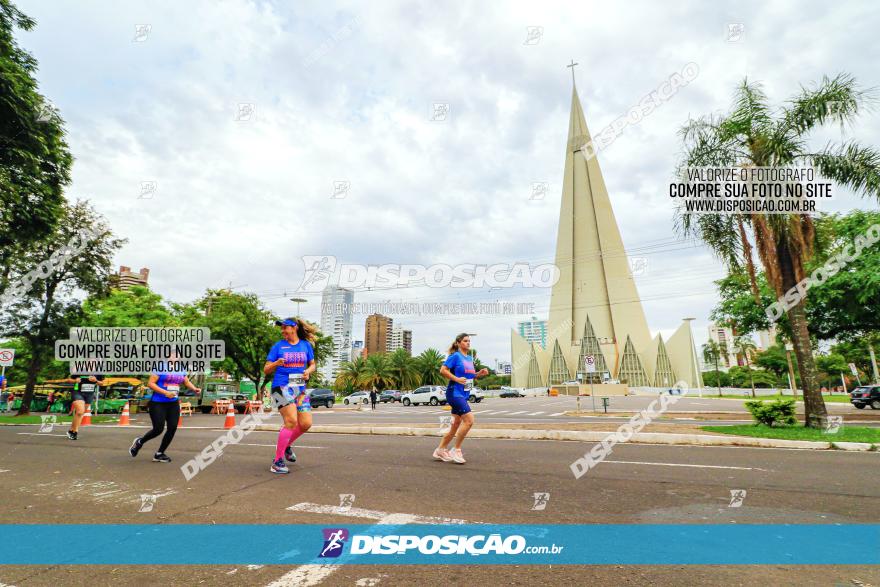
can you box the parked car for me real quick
[468,387,484,403]
[401,385,446,406]
[500,388,525,398]
[343,391,370,405]
[379,390,402,403]
[308,388,335,408]
[850,385,880,409]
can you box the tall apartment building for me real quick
[350,340,364,361]
[110,266,150,291]
[517,316,547,349]
[319,286,354,383]
[388,326,413,354]
[365,314,393,355]
[707,322,740,369]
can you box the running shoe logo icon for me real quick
[298,256,337,293]
[319,528,349,558]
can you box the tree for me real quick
[81,286,177,327]
[676,74,880,427]
[0,0,73,281]
[702,340,725,396]
[335,357,366,392]
[387,348,420,390]
[358,353,392,391]
[754,343,795,382]
[1,201,123,414]
[414,348,444,385]
[815,352,850,389]
[733,335,758,397]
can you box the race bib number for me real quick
[288,373,305,388]
[80,383,95,393]
[464,379,474,391]
[166,384,180,396]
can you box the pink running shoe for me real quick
[450,448,466,464]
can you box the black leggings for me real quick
[141,401,180,453]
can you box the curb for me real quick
[253,425,880,451]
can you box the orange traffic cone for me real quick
[224,402,236,429]
[118,402,130,426]
[81,405,92,426]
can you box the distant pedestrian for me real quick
[370,390,377,410]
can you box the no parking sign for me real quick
[583,355,595,373]
[0,349,14,367]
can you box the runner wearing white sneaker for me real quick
[433,333,488,464]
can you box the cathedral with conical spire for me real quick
[510,73,701,391]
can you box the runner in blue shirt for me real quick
[433,333,488,464]
[264,317,317,474]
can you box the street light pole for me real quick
[290,297,307,316]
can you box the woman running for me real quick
[264,317,317,474]
[129,362,200,463]
[433,333,488,464]
[65,374,104,440]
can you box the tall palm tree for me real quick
[387,348,420,390]
[677,74,880,427]
[335,356,365,391]
[415,348,445,385]
[733,335,759,397]
[358,353,393,391]
[702,340,725,396]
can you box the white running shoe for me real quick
[450,448,466,464]
[433,447,453,462]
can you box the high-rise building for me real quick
[350,340,364,361]
[365,314,393,356]
[517,317,548,349]
[510,78,701,389]
[319,286,354,383]
[110,266,150,291]
[388,326,412,354]
[708,322,739,368]
[756,325,779,350]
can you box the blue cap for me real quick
[275,318,298,327]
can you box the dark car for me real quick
[379,390,402,403]
[850,385,880,409]
[309,388,335,409]
[500,389,525,398]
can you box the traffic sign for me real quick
[583,355,596,373]
[0,349,14,367]
[849,363,858,377]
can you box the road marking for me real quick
[603,460,765,471]
[526,411,545,416]
[271,503,472,586]
[236,443,325,449]
[17,432,68,437]
[549,412,566,417]
[508,411,528,415]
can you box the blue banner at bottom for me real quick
[0,524,877,565]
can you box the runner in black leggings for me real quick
[129,368,200,463]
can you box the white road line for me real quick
[507,411,528,415]
[270,503,471,586]
[603,460,765,471]
[235,443,325,449]
[16,432,68,437]
[549,412,566,417]
[526,411,545,416]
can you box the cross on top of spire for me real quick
[566,59,578,86]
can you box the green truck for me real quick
[136,379,259,414]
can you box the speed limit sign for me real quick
[583,355,596,373]
[0,349,14,367]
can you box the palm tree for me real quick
[677,74,880,427]
[358,353,393,391]
[415,348,445,385]
[733,335,759,397]
[387,348,420,390]
[702,340,725,396]
[335,357,365,391]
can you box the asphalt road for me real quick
[0,423,878,586]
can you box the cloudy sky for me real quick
[16,0,880,365]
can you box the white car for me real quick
[468,387,485,403]
[343,391,370,405]
[401,385,446,406]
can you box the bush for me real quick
[744,398,798,427]
[701,370,730,388]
